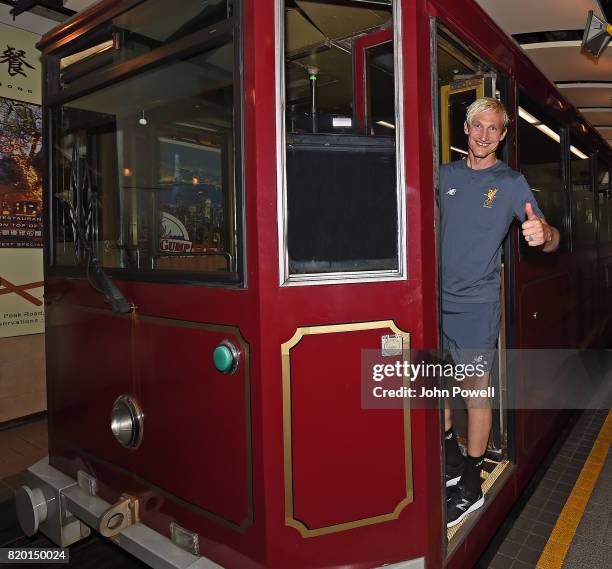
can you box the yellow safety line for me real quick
[536,410,612,569]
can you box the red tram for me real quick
[15,1,612,568]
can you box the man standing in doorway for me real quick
[440,97,560,528]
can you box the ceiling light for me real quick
[570,146,588,160]
[518,107,560,142]
[537,124,561,143]
[376,121,395,129]
[518,107,538,125]
[519,108,589,159]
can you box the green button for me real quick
[213,344,235,373]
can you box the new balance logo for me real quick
[456,499,470,511]
[447,188,457,196]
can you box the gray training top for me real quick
[440,159,543,303]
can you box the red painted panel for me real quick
[518,273,572,349]
[46,302,134,471]
[289,328,408,528]
[133,318,250,526]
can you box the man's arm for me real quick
[522,202,560,252]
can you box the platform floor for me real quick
[476,409,611,569]
[0,416,48,485]
[1,411,610,568]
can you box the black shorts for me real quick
[442,300,500,373]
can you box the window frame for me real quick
[274,0,407,286]
[45,3,246,287]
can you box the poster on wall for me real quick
[0,97,43,248]
[0,23,43,337]
[0,22,41,105]
[0,248,44,337]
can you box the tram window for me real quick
[59,0,232,87]
[517,95,566,250]
[570,138,595,248]
[52,39,241,280]
[597,161,612,243]
[282,0,401,277]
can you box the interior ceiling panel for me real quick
[477,0,612,149]
[286,8,327,54]
[580,109,612,125]
[63,0,98,12]
[475,0,600,35]
[65,56,230,119]
[522,42,612,82]
[286,47,353,111]
[295,0,390,40]
[113,0,214,42]
[598,126,612,140]
[558,85,612,108]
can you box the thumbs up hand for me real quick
[522,202,550,246]
[525,202,537,221]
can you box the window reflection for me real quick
[53,41,240,278]
[517,101,566,249]
[60,0,231,86]
[570,138,594,248]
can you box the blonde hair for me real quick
[465,97,509,129]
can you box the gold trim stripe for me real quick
[536,410,612,569]
[282,320,413,537]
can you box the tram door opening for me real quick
[436,26,510,499]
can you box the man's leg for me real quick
[445,300,499,527]
[442,330,464,486]
[446,369,490,527]
[444,406,464,486]
[464,369,493,455]
[467,407,492,456]
[461,371,492,495]
[445,407,452,431]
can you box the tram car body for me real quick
[17,0,612,568]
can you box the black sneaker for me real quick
[445,461,464,487]
[446,482,484,528]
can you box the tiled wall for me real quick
[0,334,46,423]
